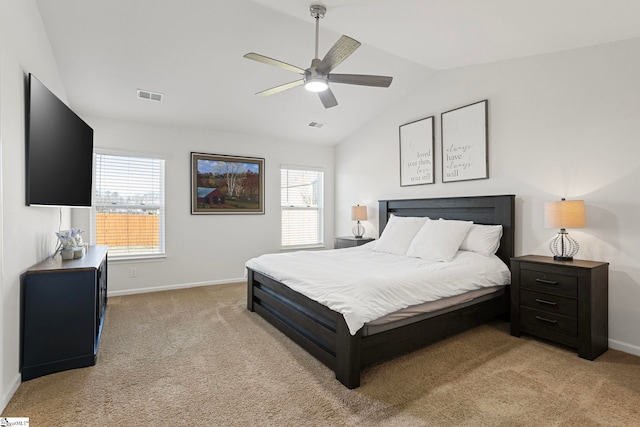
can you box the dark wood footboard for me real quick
[248,267,509,388]
[247,268,362,388]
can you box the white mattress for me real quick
[246,244,511,335]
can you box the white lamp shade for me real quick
[351,205,367,221]
[544,199,586,229]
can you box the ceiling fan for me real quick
[243,4,393,109]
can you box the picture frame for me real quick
[191,152,264,214]
[399,116,435,186]
[441,100,488,183]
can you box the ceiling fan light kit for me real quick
[243,4,392,108]
[304,58,329,92]
[304,78,328,92]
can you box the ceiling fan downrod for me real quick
[310,5,326,60]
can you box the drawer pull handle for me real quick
[535,278,558,285]
[535,298,557,306]
[535,316,558,324]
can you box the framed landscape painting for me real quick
[191,152,264,214]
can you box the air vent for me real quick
[137,89,163,102]
[308,121,325,128]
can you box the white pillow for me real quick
[373,215,428,256]
[406,219,473,262]
[460,224,503,256]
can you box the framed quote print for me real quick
[441,100,488,183]
[399,116,435,186]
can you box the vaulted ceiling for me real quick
[36,0,640,145]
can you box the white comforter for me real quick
[245,243,511,335]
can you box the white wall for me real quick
[0,0,334,410]
[0,0,72,411]
[335,38,640,356]
[74,117,335,295]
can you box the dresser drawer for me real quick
[520,268,577,297]
[520,289,577,318]
[520,307,577,337]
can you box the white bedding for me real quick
[245,243,511,335]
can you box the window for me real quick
[93,152,165,258]
[281,167,324,249]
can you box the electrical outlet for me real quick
[129,267,137,278]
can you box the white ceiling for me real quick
[36,0,640,146]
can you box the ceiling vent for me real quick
[137,89,163,102]
[308,121,325,128]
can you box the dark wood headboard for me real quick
[378,195,515,266]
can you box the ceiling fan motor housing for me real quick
[304,59,329,92]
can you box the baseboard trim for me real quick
[1,372,21,413]
[107,277,246,297]
[609,338,640,357]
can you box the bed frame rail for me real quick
[359,290,509,367]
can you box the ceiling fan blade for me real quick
[256,79,304,96]
[317,36,361,74]
[243,53,305,75]
[328,73,393,87]
[318,88,338,109]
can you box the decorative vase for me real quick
[73,246,85,259]
[60,248,74,260]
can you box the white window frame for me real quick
[92,149,166,260]
[280,165,324,250]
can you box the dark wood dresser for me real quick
[22,246,108,380]
[510,255,608,360]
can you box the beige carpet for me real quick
[3,283,640,426]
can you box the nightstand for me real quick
[334,236,374,249]
[510,255,609,360]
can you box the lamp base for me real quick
[549,229,579,261]
[352,222,365,239]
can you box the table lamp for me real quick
[544,198,586,261]
[351,205,367,238]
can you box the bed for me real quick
[246,195,515,388]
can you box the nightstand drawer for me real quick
[520,289,577,318]
[520,268,577,297]
[520,307,577,337]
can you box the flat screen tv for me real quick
[26,73,93,207]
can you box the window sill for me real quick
[280,244,326,252]
[109,254,167,264]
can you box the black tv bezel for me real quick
[26,73,94,208]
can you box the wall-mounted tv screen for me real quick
[26,74,93,207]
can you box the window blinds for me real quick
[281,167,324,248]
[94,153,165,257]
